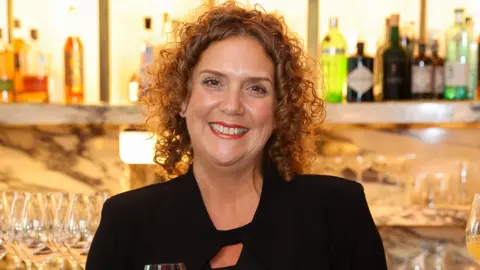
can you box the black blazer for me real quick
[86,161,387,270]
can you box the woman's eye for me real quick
[249,85,268,96]
[203,78,221,88]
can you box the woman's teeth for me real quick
[209,123,248,135]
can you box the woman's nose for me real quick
[219,86,244,115]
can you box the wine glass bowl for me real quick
[466,193,480,263]
[18,193,56,270]
[144,263,187,270]
[65,192,107,268]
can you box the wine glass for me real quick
[2,191,32,269]
[0,195,9,260]
[65,193,105,269]
[466,193,480,264]
[18,193,56,270]
[47,192,79,269]
[144,263,187,270]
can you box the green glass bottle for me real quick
[444,8,470,100]
[382,14,410,100]
[320,17,347,103]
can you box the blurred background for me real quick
[1,0,480,269]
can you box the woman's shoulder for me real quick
[101,174,191,221]
[291,174,364,198]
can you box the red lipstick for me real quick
[209,122,248,139]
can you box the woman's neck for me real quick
[192,157,264,229]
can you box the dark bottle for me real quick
[431,40,445,99]
[382,14,411,100]
[411,43,433,99]
[347,42,374,102]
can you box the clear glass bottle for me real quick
[138,16,154,98]
[320,17,347,103]
[466,17,478,100]
[0,28,14,103]
[444,8,470,100]
[19,29,49,103]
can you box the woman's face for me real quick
[184,36,275,167]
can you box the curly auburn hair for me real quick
[142,2,324,181]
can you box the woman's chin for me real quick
[207,153,246,167]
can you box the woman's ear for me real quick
[180,101,187,117]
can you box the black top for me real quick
[202,223,263,270]
[86,159,387,270]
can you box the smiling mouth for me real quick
[208,122,249,137]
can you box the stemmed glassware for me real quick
[144,263,187,270]
[47,192,79,269]
[466,193,480,264]
[65,192,108,269]
[2,191,33,269]
[17,192,56,270]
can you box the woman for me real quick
[86,3,387,270]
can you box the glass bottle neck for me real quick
[390,26,400,45]
[455,13,463,24]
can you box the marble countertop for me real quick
[1,102,480,125]
[371,206,470,227]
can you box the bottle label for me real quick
[384,58,407,85]
[434,66,444,94]
[412,65,433,93]
[14,53,20,70]
[0,79,13,92]
[322,48,346,55]
[64,51,84,94]
[445,62,468,86]
[347,65,373,94]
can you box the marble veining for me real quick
[1,102,480,125]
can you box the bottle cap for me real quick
[163,13,169,23]
[356,42,365,55]
[30,29,38,40]
[144,17,152,30]
[454,8,465,13]
[329,17,338,28]
[390,14,399,27]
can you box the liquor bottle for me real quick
[138,17,154,98]
[320,17,347,103]
[401,21,417,57]
[13,19,27,95]
[347,42,374,102]
[159,13,172,46]
[64,5,84,104]
[466,17,478,100]
[401,20,416,99]
[444,8,469,100]
[431,40,445,99]
[0,28,14,103]
[478,34,480,100]
[411,43,433,99]
[18,29,49,103]
[128,73,139,103]
[382,14,410,100]
[374,18,390,100]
